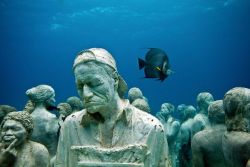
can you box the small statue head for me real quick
[223,87,250,132]
[26,84,55,107]
[208,100,225,125]
[196,92,214,114]
[128,87,143,103]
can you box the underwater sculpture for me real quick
[26,84,59,157]
[131,98,151,113]
[138,48,173,82]
[57,102,72,122]
[192,100,226,167]
[128,87,150,112]
[127,87,144,103]
[23,100,35,114]
[55,48,170,167]
[156,103,180,167]
[192,92,214,136]
[0,105,17,125]
[0,111,49,167]
[222,87,250,167]
[66,96,84,113]
[177,105,196,167]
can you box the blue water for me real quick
[0,0,249,114]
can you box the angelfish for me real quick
[138,48,173,82]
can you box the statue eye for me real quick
[89,80,103,87]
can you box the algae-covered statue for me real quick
[26,84,59,157]
[192,92,214,136]
[192,100,226,167]
[131,98,151,113]
[222,87,250,167]
[55,48,169,167]
[128,87,151,113]
[0,111,49,167]
[66,96,84,113]
[177,105,196,167]
[128,87,144,103]
[0,105,17,125]
[156,103,180,167]
[57,102,72,123]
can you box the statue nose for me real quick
[83,85,93,99]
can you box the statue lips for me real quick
[85,101,98,108]
[3,135,16,142]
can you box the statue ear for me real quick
[114,78,119,90]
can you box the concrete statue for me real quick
[222,87,250,167]
[0,111,49,167]
[192,100,226,167]
[26,84,59,157]
[55,48,170,167]
[192,92,214,136]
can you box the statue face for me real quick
[74,63,116,114]
[46,96,56,107]
[1,120,28,147]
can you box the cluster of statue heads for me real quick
[0,47,249,167]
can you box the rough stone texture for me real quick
[222,87,250,167]
[192,92,214,136]
[176,105,196,167]
[0,105,17,125]
[192,100,226,167]
[156,103,180,167]
[26,84,59,157]
[57,103,72,119]
[66,96,84,113]
[56,48,170,167]
[128,87,144,103]
[131,98,151,113]
[0,111,49,167]
[23,100,35,114]
[70,145,147,167]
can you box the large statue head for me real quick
[208,100,225,125]
[66,96,84,112]
[128,87,143,103]
[0,111,34,148]
[26,84,55,107]
[196,92,214,114]
[73,48,128,115]
[223,87,250,132]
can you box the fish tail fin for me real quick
[138,58,146,70]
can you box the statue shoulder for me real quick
[131,105,164,132]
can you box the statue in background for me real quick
[57,102,72,123]
[56,48,170,167]
[128,87,151,113]
[131,98,151,113]
[26,84,59,157]
[156,102,180,167]
[192,100,226,167]
[0,111,49,167]
[0,105,17,125]
[177,105,196,167]
[192,92,214,136]
[222,87,250,167]
[66,96,84,113]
